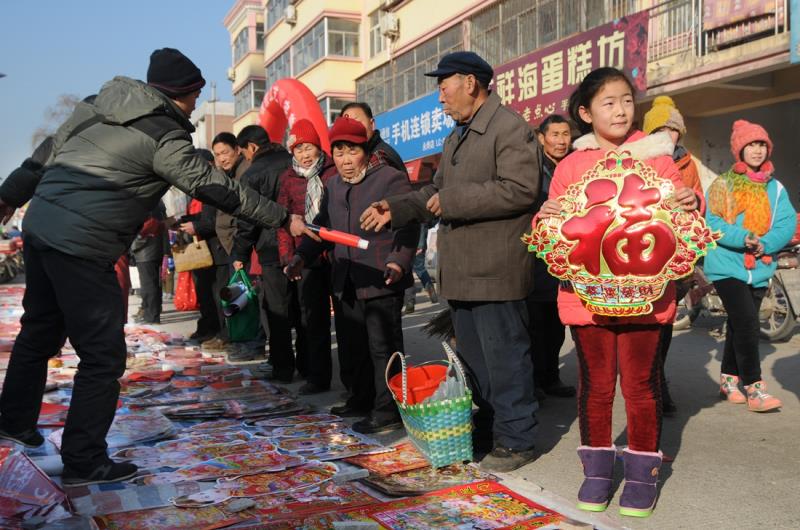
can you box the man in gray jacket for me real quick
[0,48,308,486]
[361,51,541,472]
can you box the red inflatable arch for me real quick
[258,78,331,153]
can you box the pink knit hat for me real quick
[730,119,773,162]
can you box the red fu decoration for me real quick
[523,151,719,316]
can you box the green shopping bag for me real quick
[221,269,260,342]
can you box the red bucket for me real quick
[388,363,448,405]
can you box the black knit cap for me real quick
[147,48,206,98]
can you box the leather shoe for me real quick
[544,380,576,398]
[479,446,537,472]
[352,415,403,434]
[298,382,330,395]
[330,403,370,417]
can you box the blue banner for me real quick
[374,91,455,162]
[792,0,799,64]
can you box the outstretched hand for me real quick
[287,214,321,241]
[360,200,392,232]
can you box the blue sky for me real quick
[0,1,233,180]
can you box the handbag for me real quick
[172,236,213,272]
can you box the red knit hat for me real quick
[328,116,368,146]
[730,119,773,162]
[287,119,321,152]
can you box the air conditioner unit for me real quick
[284,5,297,25]
[227,67,236,82]
[381,13,399,39]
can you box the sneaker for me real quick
[719,373,747,404]
[0,426,44,448]
[62,461,138,487]
[425,284,438,304]
[479,446,537,473]
[402,301,415,314]
[744,381,782,412]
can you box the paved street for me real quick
[145,286,800,528]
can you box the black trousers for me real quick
[136,260,162,322]
[451,299,538,450]
[261,264,305,375]
[713,277,767,385]
[0,236,126,470]
[212,262,232,341]
[332,282,404,420]
[192,267,220,338]
[527,299,566,388]
[297,264,333,387]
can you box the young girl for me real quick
[539,67,701,518]
[705,120,796,412]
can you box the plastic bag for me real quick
[174,271,198,311]
[223,269,260,342]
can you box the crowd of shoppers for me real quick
[0,45,795,522]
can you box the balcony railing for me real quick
[644,0,789,62]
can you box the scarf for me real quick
[340,167,367,185]
[294,155,325,223]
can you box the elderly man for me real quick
[360,51,541,472]
[0,48,309,486]
[528,114,576,400]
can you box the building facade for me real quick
[191,101,235,149]
[227,0,798,196]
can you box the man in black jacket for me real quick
[341,102,407,177]
[231,126,295,367]
[0,48,309,486]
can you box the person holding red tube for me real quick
[285,117,418,434]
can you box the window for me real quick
[328,19,360,57]
[266,0,288,30]
[266,50,290,88]
[234,82,252,117]
[256,23,264,51]
[292,20,326,74]
[470,0,606,66]
[233,27,249,64]
[369,10,386,57]
[356,25,462,115]
[234,80,266,117]
[320,97,354,125]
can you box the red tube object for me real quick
[307,224,369,249]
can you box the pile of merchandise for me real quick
[0,285,603,529]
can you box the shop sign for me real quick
[492,11,649,128]
[374,91,455,162]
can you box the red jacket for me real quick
[548,130,691,327]
[276,154,337,265]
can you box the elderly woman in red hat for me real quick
[276,119,338,396]
[286,117,418,434]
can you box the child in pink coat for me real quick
[539,68,702,518]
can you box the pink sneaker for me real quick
[719,374,746,404]
[744,381,782,412]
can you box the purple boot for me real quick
[576,445,616,512]
[619,448,662,517]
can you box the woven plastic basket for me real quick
[386,342,473,468]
